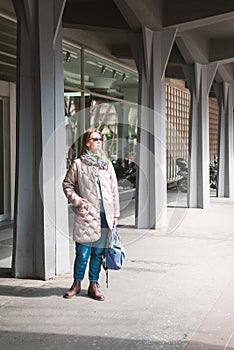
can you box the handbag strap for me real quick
[108,224,121,247]
[105,269,109,288]
[102,255,109,288]
[102,224,120,289]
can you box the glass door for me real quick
[0,99,4,217]
[0,97,10,222]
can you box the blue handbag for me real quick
[102,225,126,287]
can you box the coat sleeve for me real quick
[62,160,82,206]
[108,161,120,218]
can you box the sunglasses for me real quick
[89,137,103,142]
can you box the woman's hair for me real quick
[79,128,102,156]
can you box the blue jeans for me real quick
[73,206,109,282]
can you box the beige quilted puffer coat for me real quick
[63,158,120,243]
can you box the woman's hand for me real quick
[113,217,118,225]
[74,198,87,207]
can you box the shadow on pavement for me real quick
[0,267,12,278]
[0,284,66,298]
[0,331,186,350]
[1,331,232,350]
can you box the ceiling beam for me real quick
[176,32,209,64]
[114,0,162,31]
[210,38,234,63]
[163,0,234,27]
[215,63,234,82]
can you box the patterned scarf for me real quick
[80,149,108,170]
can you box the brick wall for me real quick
[166,80,219,181]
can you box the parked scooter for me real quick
[112,158,136,187]
[176,158,188,193]
[209,156,218,190]
[175,156,218,193]
[125,161,137,185]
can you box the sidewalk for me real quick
[0,193,234,349]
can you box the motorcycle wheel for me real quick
[177,178,187,193]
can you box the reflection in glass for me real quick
[63,45,139,191]
[89,98,138,191]
[84,52,138,103]
[63,44,82,89]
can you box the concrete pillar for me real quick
[12,0,69,279]
[183,63,218,208]
[129,27,176,229]
[214,82,234,197]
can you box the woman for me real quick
[62,128,120,301]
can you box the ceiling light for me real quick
[64,51,71,63]
[101,65,106,74]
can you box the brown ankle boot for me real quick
[63,280,81,299]
[88,282,105,301]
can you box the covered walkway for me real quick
[0,0,234,280]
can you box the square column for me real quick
[130,27,176,229]
[183,63,218,208]
[214,82,234,197]
[12,0,69,279]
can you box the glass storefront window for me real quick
[0,100,4,214]
[63,44,138,190]
[89,99,137,159]
[64,91,92,167]
[0,17,16,82]
[84,52,138,103]
[64,91,82,167]
[89,97,138,190]
[63,43,82,89]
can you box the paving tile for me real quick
[185,279,234,350]
[225,330,234,349]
